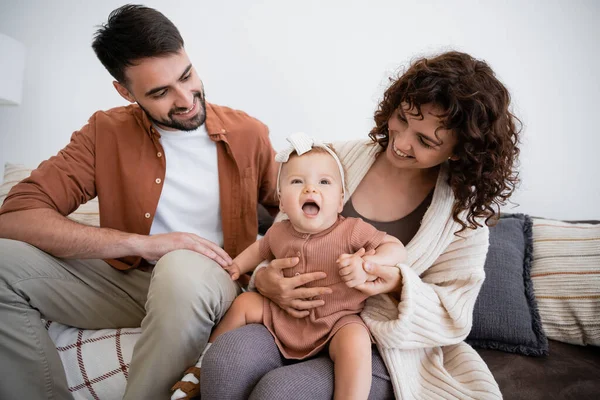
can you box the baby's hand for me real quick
[223,263,242,281]
[337,248,376,288]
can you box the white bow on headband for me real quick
[275,132,346,201]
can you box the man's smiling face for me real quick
[113,48,206,131]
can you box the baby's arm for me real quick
[224,240,265,280]
[338,235,405,289]
[362,234,406,268]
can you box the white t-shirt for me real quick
[149,123,223,247]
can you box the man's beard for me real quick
[140,91,207,131]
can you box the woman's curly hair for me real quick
[369,51,521,231]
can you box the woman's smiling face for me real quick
[385,103,458,170]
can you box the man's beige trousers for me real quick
[0,239,240,399]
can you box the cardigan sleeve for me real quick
[361,225,489,349]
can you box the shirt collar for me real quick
[204,102,228,138]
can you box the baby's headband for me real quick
[275,132,346,201]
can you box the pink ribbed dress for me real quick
[259,216,387,359]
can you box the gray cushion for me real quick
[466,213,548,356]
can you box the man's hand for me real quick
[137,232,232,267]
[337,248,377,288]
[254,257,333,318]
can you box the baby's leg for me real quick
[171,291,264,399]
[328,323,372,400]
[209,291,265,341]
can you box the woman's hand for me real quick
[254,257,333,318]
[355,261,403,297]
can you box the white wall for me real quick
[0,0,598,219]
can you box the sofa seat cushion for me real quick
[477,340,600,400]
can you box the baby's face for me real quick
[279,151,344,234]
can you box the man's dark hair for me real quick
[92,4,184,84]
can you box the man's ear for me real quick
[113,81,136,103]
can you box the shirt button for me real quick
[157,152,162,158]
[296,251,301,256]
[155,178,162,184]
[144,213,151,219]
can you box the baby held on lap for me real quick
[171,132,407,400]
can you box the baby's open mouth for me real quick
[302,201,320,216]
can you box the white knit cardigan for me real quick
[332,139,501,400]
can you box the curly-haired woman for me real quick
[201,51,521,400]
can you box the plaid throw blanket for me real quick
[46,321,140,400]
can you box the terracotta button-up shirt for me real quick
[0,102,279,270]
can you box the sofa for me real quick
[1,162,599,400]
[467,215,600,399]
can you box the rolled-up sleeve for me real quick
[0,115,97,217]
